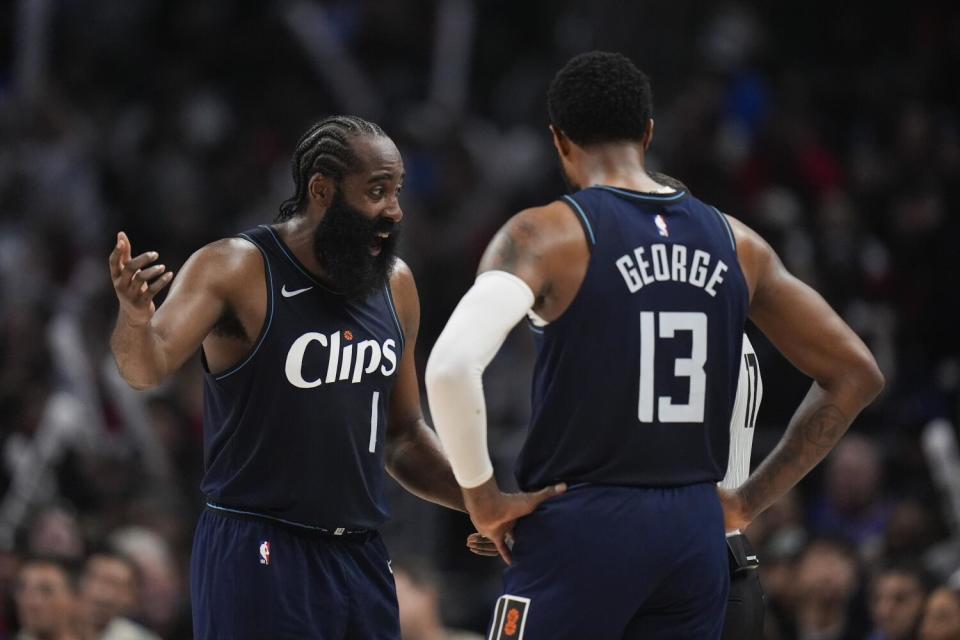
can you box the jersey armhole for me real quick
[560,195,597,250]
[382,280,406,355]
[207,233,276,382]
[710,206,737,253]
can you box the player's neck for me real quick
[272,217,333,284]
[577,144,674,194]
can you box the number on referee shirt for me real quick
[638,311,707,423]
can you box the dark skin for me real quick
[109,134,465,513]
[462,120,885,562]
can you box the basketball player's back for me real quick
[427,52,883,640]
[521,185,747,492]
[476,184,746,639]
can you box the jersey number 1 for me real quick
[638,311,707,423]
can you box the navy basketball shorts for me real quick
[488,483,729,640]
[191,508,399,639]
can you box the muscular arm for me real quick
[477,202,588,320]
[727,218,885,525]
[426,204,585,478]
[109,234,254,389]
[385,260,465,512]
[426,206,577,562]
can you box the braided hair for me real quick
[276,115,387,221]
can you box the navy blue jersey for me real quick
[517,186,748,491]
[201,225,405,530]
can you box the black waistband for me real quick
[204,503,378,542]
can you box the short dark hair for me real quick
[277,115,387,221]
[547,51,653,147]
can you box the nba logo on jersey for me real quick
[654,214,669,237]
[259,540,271,565]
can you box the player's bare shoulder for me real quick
[182,237,266,296]
[722,214,777,302]
[171,238,266,312]
[162,236,268,343]
[388,257,419,339]
[478,201,591,320]
[388,257,415,292]
[480,201,588,276]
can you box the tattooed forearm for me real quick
[738,392,849,519]
[802,404,846,451]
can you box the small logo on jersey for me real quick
[281,285,313,298]
[259,540,271,565]
[654,214,669,237]
[491,595,530,639]
[334,527,345,536]
[343,330,353,341]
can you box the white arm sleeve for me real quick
[425,270,535,488]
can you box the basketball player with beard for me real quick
[108,115,502,639]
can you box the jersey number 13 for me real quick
[638,311,707,424]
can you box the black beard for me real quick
[312,192,399,300]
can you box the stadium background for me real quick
[1,0,958,638]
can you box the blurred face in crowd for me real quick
[29,508,84,560]
[921,588,960,640]
[15,562,77,639]
[795,543,859,633]
[871,571,927,640]
[826,434,881,514]
[80,554,138,631]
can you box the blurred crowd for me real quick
[0,1,958,638]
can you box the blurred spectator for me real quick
[77,551,158,640]
[793,539,867,640]
[884,499,940,562]
[868,562,931,640]
[107,529,186,639]
[20,507,83,563]
[809,434,891,557]
[13,556,80,640]
[919,587,960,640]
[394,558,484,640]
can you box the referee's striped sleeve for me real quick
[720,335,762,490]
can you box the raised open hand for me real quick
[108,232,174,327]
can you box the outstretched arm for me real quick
[109,232,246,389]
[384,260,465,512]
[721,218,885,530]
